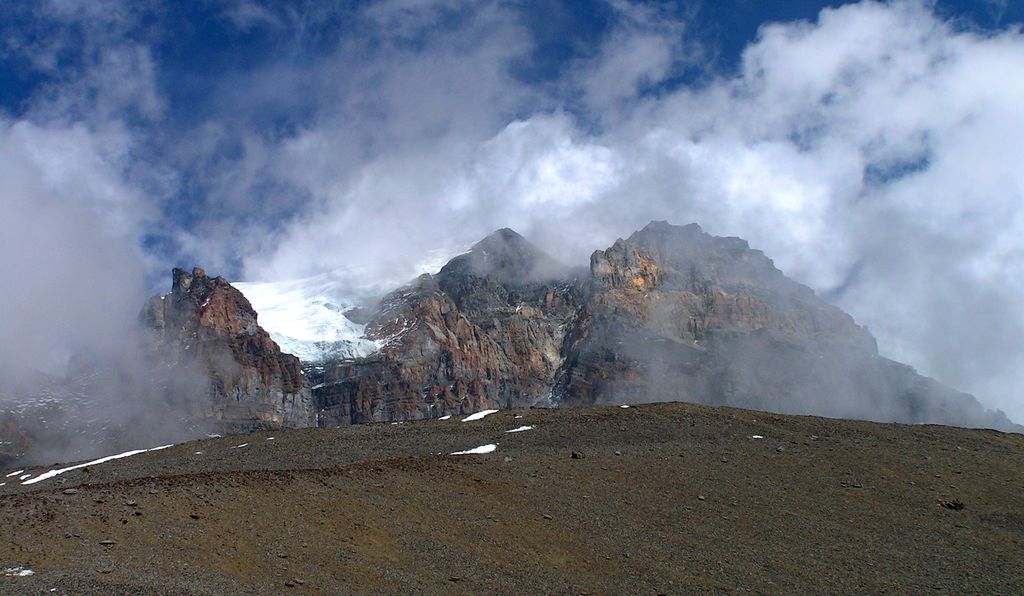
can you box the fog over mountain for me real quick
[1,1,1023,424]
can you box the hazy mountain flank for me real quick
[1,221,1017,468]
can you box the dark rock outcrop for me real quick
[310,223,1019,433]
[141,267,314,431]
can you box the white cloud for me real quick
[242,1,1024,420]
[3,0,1023,423]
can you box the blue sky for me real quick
[1,0,1024,419]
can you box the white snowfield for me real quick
[505,425,535,433]
[22,444,173,485]
[450,443,498,455]
[462,409,499,422]
[234,248,464,365]
[234,274,380,363]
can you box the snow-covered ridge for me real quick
[234,273,379,364]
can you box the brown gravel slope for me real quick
[0,402,1022,594]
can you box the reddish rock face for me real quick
[141,268,314,431]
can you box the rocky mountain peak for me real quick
[143,267,314,431]
[172,266,209,293]
[637,219,704,237]
[475,226,523,246]
[170,267,239,308]
[440,227,569,286]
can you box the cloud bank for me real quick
[1,1,1022,422]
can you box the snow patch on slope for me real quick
[23,444,173,485]
[462,409,499,422]
[450,443,497,455]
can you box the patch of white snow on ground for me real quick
[505,425,535,433]
[450,443,498,455]
[230,443,249,449]
[751,435,764,440]
[5,470,24,477]
[3,566,34,577]
[266,437,275,440]
[514,415,523,419]
[0,482,5,487]
[22,444,173,485]
[462,409,499,422]
[438,415,452,420]
[619,404,630,408]
[18,474,31,481]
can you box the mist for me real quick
[1,0,1022,430]
[0,120,210,463]
[0,120,147,386]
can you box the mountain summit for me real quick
[439,227,571,285]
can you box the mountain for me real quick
[295,222,1018,432]
[555,222,1015,430]
[2,222,1017,468]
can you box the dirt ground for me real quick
[1,402,1022,594]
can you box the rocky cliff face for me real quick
[308,223,1019,433]
[310,230,584,424]
[141,268,314,431]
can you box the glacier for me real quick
[234,273,380,364]
[234,247,465,365]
